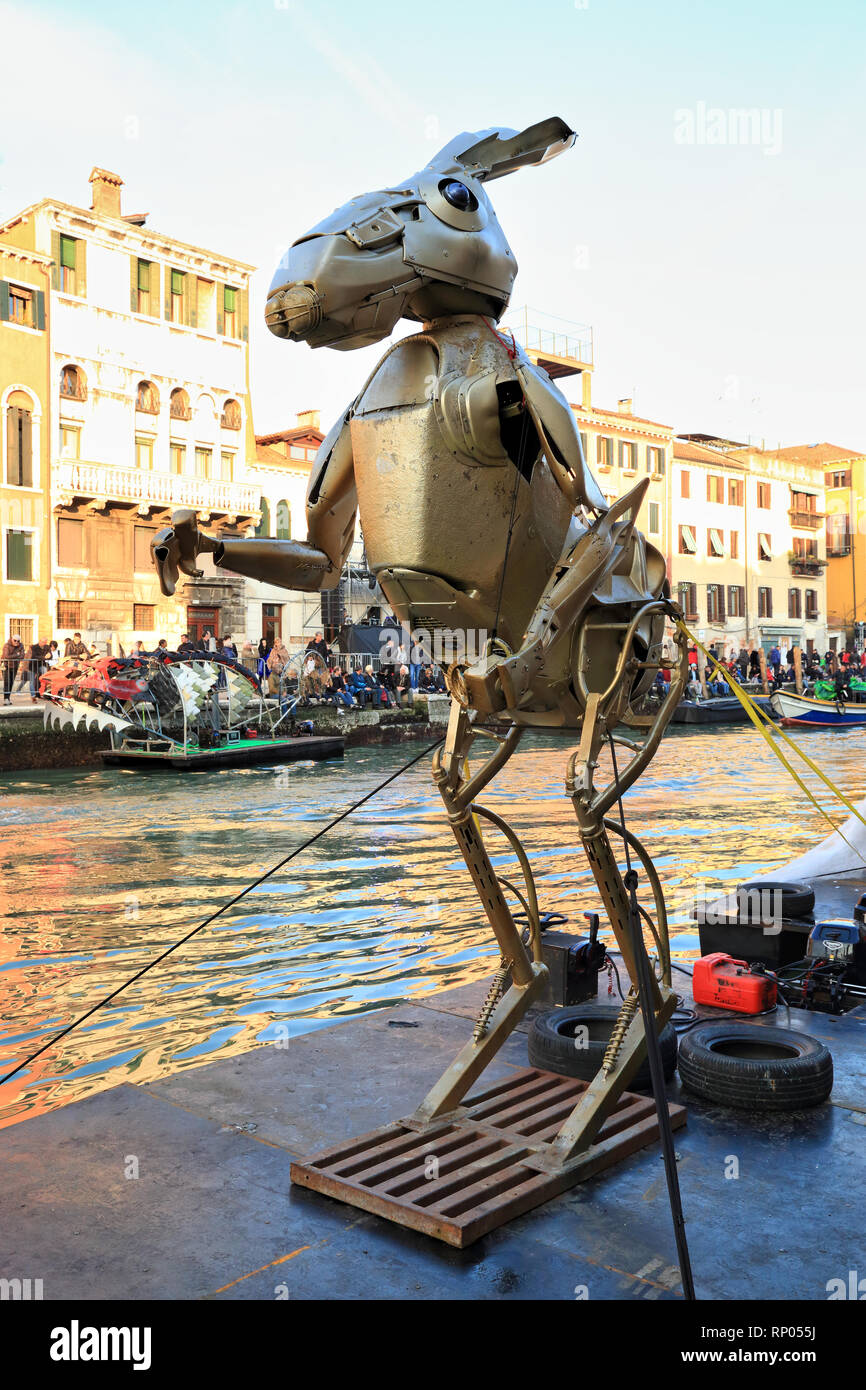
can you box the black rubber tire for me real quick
[737,879,815,919]
[677,1022,832,1110]
[527,1004,677,1089]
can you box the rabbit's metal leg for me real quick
[411,701,548,1124]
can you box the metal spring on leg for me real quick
[473,958,511,1042]
[601,988,640,1074]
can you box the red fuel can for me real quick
[692,952,777,1014]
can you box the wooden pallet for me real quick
[290,1067,687,1247]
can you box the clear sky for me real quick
[2,0,864,448]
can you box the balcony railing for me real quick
[54,460,259,517]
[170,403,192,421]
[788,551,827,576]
[789,508,824,530]
[221,410,242,430]
[60,383,87,402]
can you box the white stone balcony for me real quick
[53,460,260,521]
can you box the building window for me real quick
[706,584,726,623]
[618,440,637,471]
[788,588,802,619]
[5,403,32,486]
[805,589,819,620]
[579,431,588,461]
[680,470,690,498]
[706,474,724,503]
[170,443,185,475]
[221,398,242,430]
[728,585,745,618]
[136,380,159,414]
[826,469,851,489]
[256,497,271,538]
[677,581,698,619]
[276,499,291,540]
[223,285,238,337]
[758,586,773,619]
[57,518,84,567]
[678,524,697,555]
[133,603,155,630]
[170,387,191,421]
[791,490,817,515]
[5,529,33,581]
[758,532,772,561]
[646,445,665,476]
[59,234,78,293]
[793,536,818,559]
[60,425,80,460]
[135,258,156,315]
[134,527,156,570]
[135,436,154,471]
[728,478,743,506]
[219,451,234,482]
[57,600,82,629]
[170,269,187,324]
[729,530,739,560]
[707,527,725,557]
[8,284,33,325]
[826,514,850,555]
[757,481,772,508]
[596,436,613,468]
[193,447,212,479]
[60,363,86,400]
[648,501,660,534]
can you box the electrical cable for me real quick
[0,736,445,1089]
[608,733,696,1301]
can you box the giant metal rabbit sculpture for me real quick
[153,119,690,1174]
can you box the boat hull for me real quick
[670,695,773,725]
[770,690,866,727]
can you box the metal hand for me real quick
[151,509,220,597]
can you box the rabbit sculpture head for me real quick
[265,117,575,350]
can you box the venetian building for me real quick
[0,168,260,652]
[0,239,53,645]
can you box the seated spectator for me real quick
[328,665,355,709]
[345,667,371,708]
[395,664,413,706]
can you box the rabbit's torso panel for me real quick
[350,317,573,646]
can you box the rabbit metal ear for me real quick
[454,117,576,182]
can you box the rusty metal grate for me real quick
[290,1068,686,1247]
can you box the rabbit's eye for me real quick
[440,179,478,212]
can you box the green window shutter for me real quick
[149,262,160,317]
[77,239,86,298]
[216,281,224,335]
[171,269,184,295]
[51,230,62,290]
[130,255,138,312]
[33,289,46,332]
[0,281,8,321]
[224,286,237,313]
[137,259,150,294]
[6,406,17,485]
[60,235,76,269]
[20,410,32,487]
[7,530,33,581]
[240,287,248,342]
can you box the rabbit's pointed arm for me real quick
[514,354,608,514]
[151,405,357,596]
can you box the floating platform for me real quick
[101,733,344,771]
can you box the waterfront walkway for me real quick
[3,955,865,1301]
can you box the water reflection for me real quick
[1,727,864,1126]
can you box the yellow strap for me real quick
[676,622,866,859]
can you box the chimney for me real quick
[297,408,321,432]
[581,371,592,410]
[618,397,633,415]
[89,167,123,219]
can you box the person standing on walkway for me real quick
[2,635,24,704]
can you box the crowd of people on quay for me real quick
[652,642,866,701]
[2,624,449,711]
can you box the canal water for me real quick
[1,725,864,1128]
